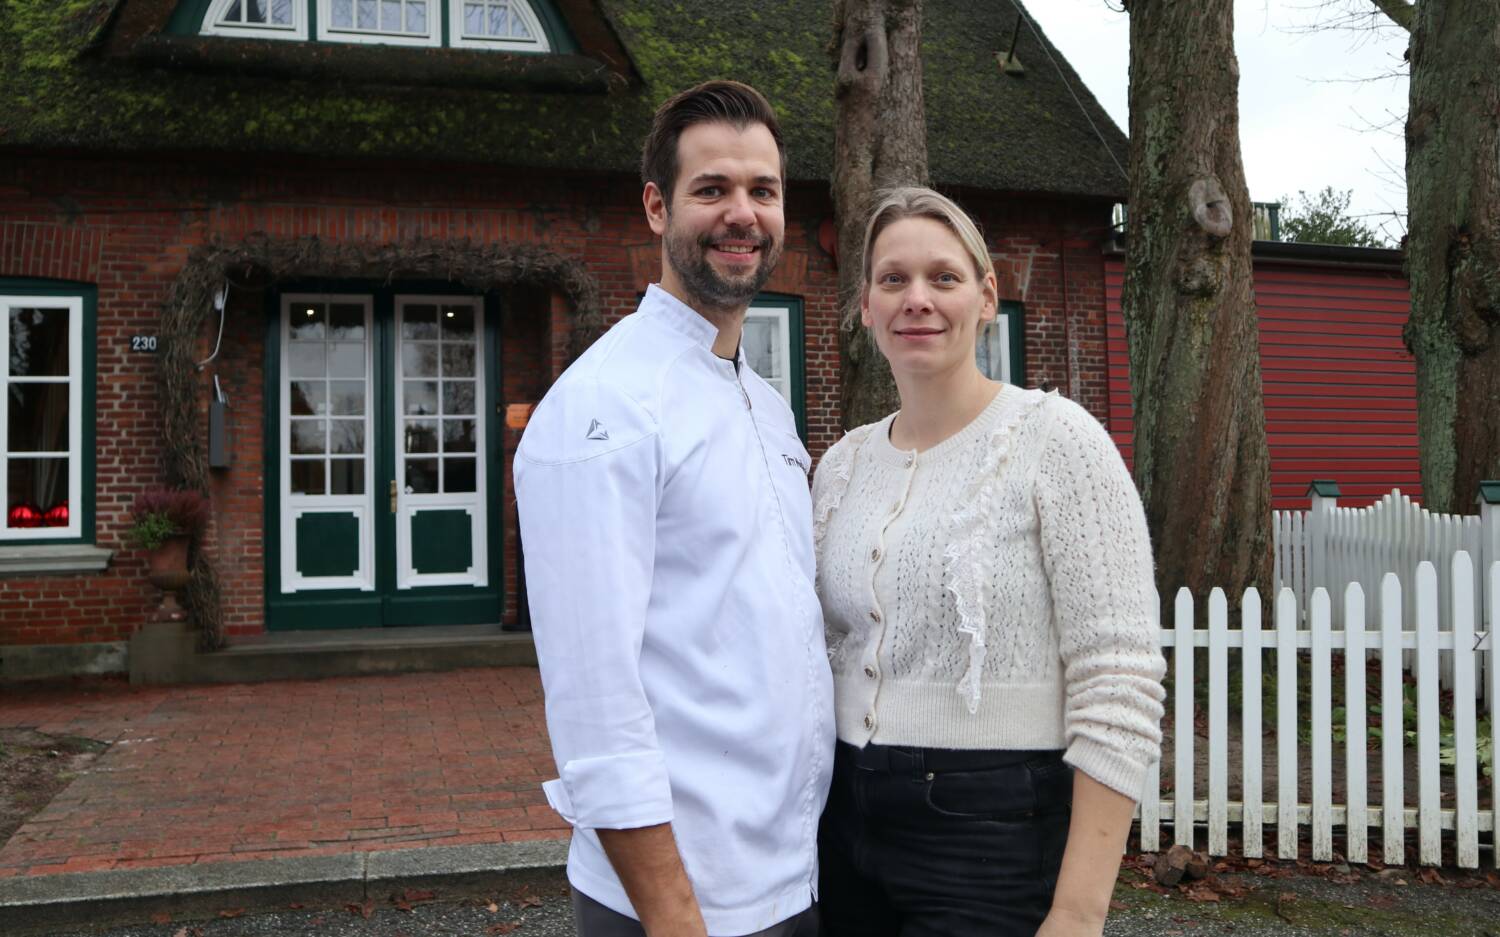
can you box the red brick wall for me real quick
[0,153,1114,653]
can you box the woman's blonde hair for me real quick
[847,186,994,327]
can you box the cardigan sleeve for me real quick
[1034,397,1167,800]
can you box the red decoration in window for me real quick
[42,501,69,527]
[7,503,41,528]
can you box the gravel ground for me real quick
[26,865,1500,937]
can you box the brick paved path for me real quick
[0,668,567,877]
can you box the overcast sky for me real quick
[1022,0,1409,244]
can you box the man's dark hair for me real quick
[640,80,786,205]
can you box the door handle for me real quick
[389,479,398,514]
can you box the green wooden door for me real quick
[265,288,503,630]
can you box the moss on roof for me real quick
[0,0,1127,199]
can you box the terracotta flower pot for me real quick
[146,535,191,623]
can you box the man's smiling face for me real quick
[646,120,785,316]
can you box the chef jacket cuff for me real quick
[544,750,674,830]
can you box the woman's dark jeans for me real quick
[818,741,1072,937]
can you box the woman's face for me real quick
[861,216,997,381]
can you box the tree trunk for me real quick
[831,0,927,430]
[1402,0,1500,512]
[1122,0,1272,601]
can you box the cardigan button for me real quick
[903,454,914,468]
[870,547,881,562]
[863,713,875,730]
[864,665,878,679]
[869,609,881,624]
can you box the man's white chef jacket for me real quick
[514,285,835,936]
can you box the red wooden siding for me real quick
[1104,257,1419,510]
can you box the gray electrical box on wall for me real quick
[209,399,232,468]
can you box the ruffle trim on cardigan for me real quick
[813,425,875,550]
[942,390,1055,714]
[815,424,874,667]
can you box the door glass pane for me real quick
[381,0,401,29]
[6,457,68,525]
[441,305,475,339]
[403,305,438,339]
[443,419,475,453]
[404,381,438,416]
[328,304,365,340]
[441,343,475,377]
[8,307,69,376]
[328,381,365,415]
[445,458,476,493]
[329,459,364,495]
[405,458,438,493]
[405,420,438,453]
[291,420,326,454]
[290,459,325,495]
[442,381,475,416]
[328,343,364,378]
[406,0,427,32]
[402,342,438,377]
[271,0,293,24]
[287,343,325,378]
[7,385,69,453]
[289,303,326,341]
[290,381,326,416]
[331,0,353,27]
[357,0,377,28]
[330,420,365,455]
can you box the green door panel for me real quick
[411,509,474,574]
[294,512,361,578]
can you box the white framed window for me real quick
[2,296,84,542]
[201,0,308,40]
[448,0,550,51]
[318,0,440,46]
[976,302,1024,385]
[744,304,792,407]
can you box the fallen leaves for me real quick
[393,888,438,911]
[487,922,523,935]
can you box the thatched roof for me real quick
[1,0,1128,199]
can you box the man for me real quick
[513,81,832,937]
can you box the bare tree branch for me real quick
[1370,0,1415,32]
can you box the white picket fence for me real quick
[1137,553,1500,869]
[1274,488,1490,632]
[1274,488,1496,704]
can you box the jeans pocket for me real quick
[1026,754,1074,815]
[921,765,1035,820]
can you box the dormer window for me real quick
[202,0,306,39]
[451,0,549,50]
[320,0,438,46]
[193,0,556,51]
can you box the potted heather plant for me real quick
[127,488,210,623]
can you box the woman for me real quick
[813,187,1167,937]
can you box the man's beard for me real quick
[664,223,783,315]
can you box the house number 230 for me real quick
[130,336,158,352]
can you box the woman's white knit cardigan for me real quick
[812,385,1167,798]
